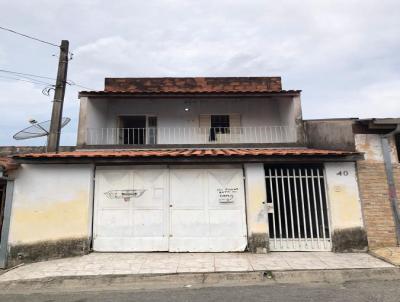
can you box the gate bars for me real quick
[265,165,331,251]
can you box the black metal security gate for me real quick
[265,165,331,251]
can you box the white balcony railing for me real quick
[85,126,296,145]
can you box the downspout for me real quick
[381,124,400,245]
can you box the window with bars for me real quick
[209,115,230,141]
[211,115,230,133]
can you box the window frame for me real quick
[211,115,230,134]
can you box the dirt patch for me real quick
[332,227,368,252]
[248,233,268,253]
[7,237,90,268]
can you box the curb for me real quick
[0,267,399,292]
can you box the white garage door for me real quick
[93,166,169,251]
[169,168,247,252]
[93,166,247,252]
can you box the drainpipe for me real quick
[381,124,400,245]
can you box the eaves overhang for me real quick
[78,90,302,98]
[13,148,363,165]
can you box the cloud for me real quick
[0,0,400,145]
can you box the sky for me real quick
[0,0,399,146]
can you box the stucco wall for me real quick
[304,119,356,151]
[355,134,398,163]
[78,96,300,145]
[325,162,367,251]
[7,164,93,265]
[244,163,268,252]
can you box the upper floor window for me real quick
[211,115,230,134]
[395,133,400,162]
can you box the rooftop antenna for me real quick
[13,118,71,149]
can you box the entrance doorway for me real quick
[265,165,331,251]
[118,116,158,145]
[119,116,147,145]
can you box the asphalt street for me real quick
[0,279,399,302]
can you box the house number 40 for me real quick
[336,170,349,176]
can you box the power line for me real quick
[0,68,56,81]
[0,25,59,48]
[0,68,95,90]
[0,71,56,86]
[0,75,54,86]
[66,81,94,91]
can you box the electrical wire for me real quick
[0,75,54,86]
[0,26,74,58]
[0,69,95,90]
[66,81,94,91]
[0,68,56,81]
[0,25,59,48]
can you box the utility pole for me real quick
[47,40,69,152]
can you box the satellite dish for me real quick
[13,117,71,140]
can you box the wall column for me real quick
[325,162,368,252]
[0,180,14,268]
[244,163,269,253]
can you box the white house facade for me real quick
[0,77,367,267]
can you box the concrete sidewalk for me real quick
[0,252,393,283]
[371,247,400,266]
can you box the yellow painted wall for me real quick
[325,162,364,230]
[8,164,93,245]
[244,164,268,234]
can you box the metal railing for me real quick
[85,126,297,145]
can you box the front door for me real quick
[265,165,331,251]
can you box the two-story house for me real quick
[0,77,367,267]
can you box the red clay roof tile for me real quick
[79,77,303,96]
[0,157,19,172]
[104,77,283,93]
[13,148,357,160]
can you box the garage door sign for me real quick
[104,189,146,201]
[217,187,238,203]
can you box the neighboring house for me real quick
[305,118,400,249]
[1,77,367,268]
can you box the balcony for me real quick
[84,126,297,146]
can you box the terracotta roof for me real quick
[0,157,19,172]
[14,148,357,159]
[79,90,301,96]
[80,77,302,96]
[104,77,283,93]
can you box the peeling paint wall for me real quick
[7,164,93,264]
[355,134,398,163]
[325,162,367,251]
[244,163,268,252]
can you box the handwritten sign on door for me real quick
[217,187,238,203]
